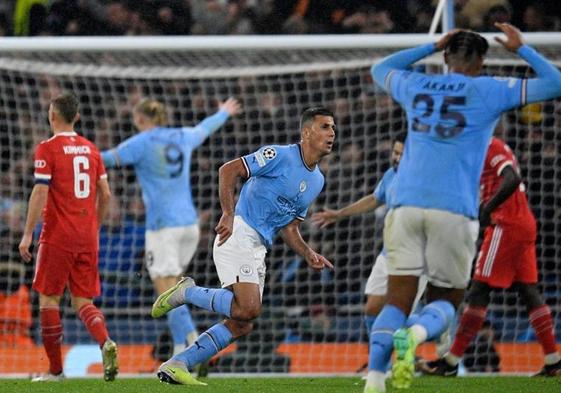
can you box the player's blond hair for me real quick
[134,99,168,126]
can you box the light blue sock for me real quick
[173,323,233,369]
[184,286,233,318]
[167,306,196,345]
[406,312,420,327]
[369,304,407,372]
[364,315,376,339]
[415,300,456,340]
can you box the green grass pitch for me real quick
[1,376,560,393]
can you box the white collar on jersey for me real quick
[49,131,77,140]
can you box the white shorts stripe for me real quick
[483,226,502,277]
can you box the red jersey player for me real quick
[423,137,561,376]
[18,94,118,382]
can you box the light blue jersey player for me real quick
[150,107,335,385]
[364,24,561,393]
[102,97,242,359]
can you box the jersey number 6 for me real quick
[73,156,90,199]
[412,94,467,138]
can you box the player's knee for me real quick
[225,319,254,339]
[517,284,543,310]
[467,281,491,307]
[232,304,261,322]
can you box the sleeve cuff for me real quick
[35,179,50,185]
[517,45,534,57]
[240,157,250,178]
[34,173,51,180]
[296,216,306,221]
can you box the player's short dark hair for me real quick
[392,131,407,145]
[51,93,79,124]
[445,31,489,65]
[300,107,334,130]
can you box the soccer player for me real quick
[421,137,561,376]
[366,23,561,392]
[150,107,335,385]
[312,133,428,330]
[102,97,242,359]
[19,93,118,382]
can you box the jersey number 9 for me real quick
[164,143,184,178]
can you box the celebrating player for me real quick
[421,137,561,377]
[102,97,242,360]
[312,133,428,331]
[366,23,561,392]
[19,93,118,382]
[150,107,335,385]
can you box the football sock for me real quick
[448,305,486,362]
[529,305,560,364]
[40,306,63,375]
[172,323,233,369]
[411,300,455,345]
[167,306,197,348]
[364,315,376,339]
[369,305,406,372]
[184,286,233,318]
[78,304,109,346]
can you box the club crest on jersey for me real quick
[262,147,276,160]
[299,181,307,193]
[240,264,253,276]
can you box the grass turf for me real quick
[1,376,560,393]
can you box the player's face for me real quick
[304,115,336,156]
[391,141,404,169]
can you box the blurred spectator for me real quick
[456,0,510,30]
[0,263,33,347]
[482,4,512,32]
[191,0,228,35]
[522,2,557,32]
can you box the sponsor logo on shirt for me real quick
[299,181,307,193]
[34,160,47,168]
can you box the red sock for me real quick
[40,307,63,375]
[78,304,109,346]
[450,306,487,358]
[529,305,558,356]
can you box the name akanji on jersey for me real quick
[34,132,107,253]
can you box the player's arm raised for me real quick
[189,98,243,147]
[96,177,111,229]
[280,219,334,272]
[371,30,458,92]
[312,195,380,228]
[479,165,521,228]
[495,23,561,104]
[19,184,49,262]
[216,157,247,246]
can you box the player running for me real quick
[421,137,561,377]
[19,93,118,382]
[102,97,241,360]
[366,23,561,392]
[150,107,335,385]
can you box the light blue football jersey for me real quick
[235,144,325,248]
[372,43,561,218]
[102,111,229,230]
[373,167,397,206]
[373,167,396,257]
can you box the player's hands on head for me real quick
[311,208,340,228]
[494,23,523,52]
[215,213,234,246]
[220,97,243,116]
[435,29,461,51]
[305,249,334,271]
[18,234,33,263]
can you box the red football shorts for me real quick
[473,224,537,288]
[33,243,100,298]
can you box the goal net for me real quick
[0,34,559,377]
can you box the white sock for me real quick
[545,352,561,365]
[365,370,386,392]
[444,352,461,366]
[409,324,428,344]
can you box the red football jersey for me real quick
[34,132,107,252]
[480,137,535,229]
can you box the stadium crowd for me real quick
[0,0,560,37]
